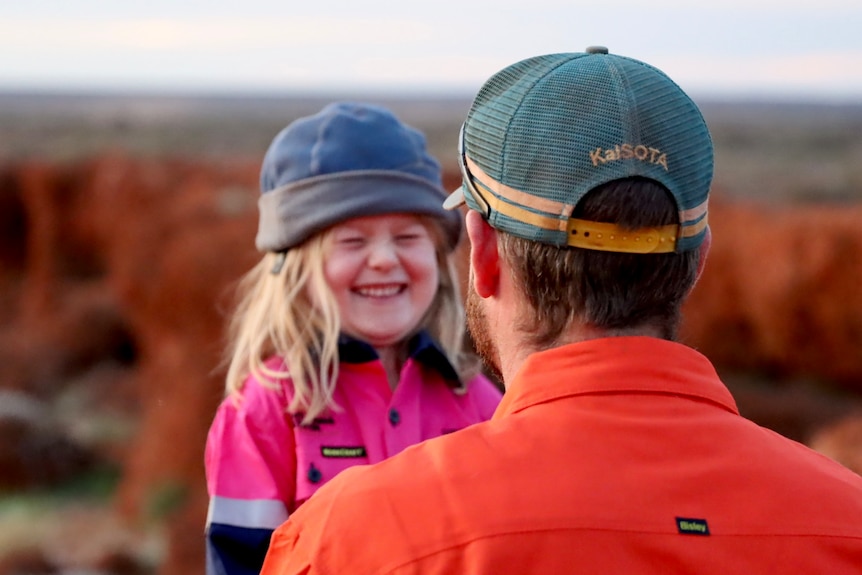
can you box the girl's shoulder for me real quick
[236,356,295,409]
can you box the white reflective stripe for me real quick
[206,496,289,530]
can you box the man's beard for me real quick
[465,284,504,385]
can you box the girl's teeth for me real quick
[357,285,401,297]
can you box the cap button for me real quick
[586,45,609,54]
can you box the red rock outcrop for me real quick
[1,154,260,575]
[808,413,862,475]
[682,197,862,389]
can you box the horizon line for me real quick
[0,85,861,107]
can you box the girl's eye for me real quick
[395,227,428,242]
[335,235,365,246]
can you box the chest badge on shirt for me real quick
[320,446,367,458]
[676,517,710,536]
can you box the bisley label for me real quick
[676,517,710,536]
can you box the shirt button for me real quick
[307,463,322,484]
[388,408,401,426]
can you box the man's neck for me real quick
[496,321,664,389]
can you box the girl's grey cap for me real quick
[257,102,462,253]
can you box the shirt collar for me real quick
[337,330,462,388]
[495,336,738,420]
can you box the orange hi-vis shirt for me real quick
[262,337,862,575]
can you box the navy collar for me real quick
[337,330,462,388]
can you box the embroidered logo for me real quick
[676,517,710,536]
[320,446,367,458]
[589,144,668,171]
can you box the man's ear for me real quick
[465,210,500,298]
[694,226,711,284]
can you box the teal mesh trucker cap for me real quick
[444,47,713,253]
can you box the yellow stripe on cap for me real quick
[466,154,708,254]
[467,156,573,219]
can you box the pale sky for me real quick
[2,0,861,101]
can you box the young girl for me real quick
[204,102,502,575]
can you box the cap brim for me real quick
[442,185,466,211]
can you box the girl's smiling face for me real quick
[323,213,440,348]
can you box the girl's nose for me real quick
[367,238,399,269]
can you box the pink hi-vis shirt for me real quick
[204,332,502,575]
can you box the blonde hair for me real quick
[224,218,475,424]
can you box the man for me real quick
[260,47,862,574]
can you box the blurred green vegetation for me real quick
[703,101,862,203]
[2,92,858,202]
[0,465,121,509]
